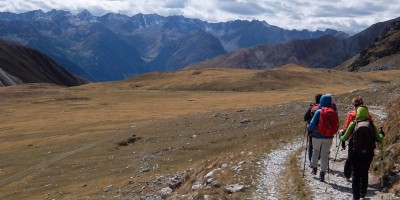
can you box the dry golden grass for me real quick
[278,147,313,200]
[125,64,400,92]
[1,65,400,199]
[381,98,400,194]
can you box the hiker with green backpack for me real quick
[340,106,384,200]
[342,96,373,180]
[307,94,339,182]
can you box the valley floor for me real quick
[1,70,400,199]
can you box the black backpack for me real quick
[352,120,376,154]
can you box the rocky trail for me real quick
[255,137,398,200]
[256,106,399,200]
[300,136,396,200]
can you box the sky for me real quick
[0,0,399,35]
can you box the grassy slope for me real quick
[1,65,400,199]
[382,98,400,194]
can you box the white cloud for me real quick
[0,0,399,34]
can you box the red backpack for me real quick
[317,107,339,136]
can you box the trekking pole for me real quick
[331,140,341,174]
[380,142,384,199]
[325,138,341,192]
[302,123,308,177]
[379,126,385,200]
[325,154,330,192]
[335,131,338,148]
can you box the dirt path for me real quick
[255,142,302,199]
[299,135,397,200]
[256,106,399,200]
[256,138,397,199]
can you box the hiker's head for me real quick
[352,96,364,107]
[356,105,369,120]
[320,94,332,108]
[315,94,323,104]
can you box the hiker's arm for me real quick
[372,122,384,142]
[307,110,320,131]
[304,107,312,122]
[340,122,354,141]
[343,112,353,133]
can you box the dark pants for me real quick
[344,141,353,178]
[308,133,313,162]
[351,152,374,200]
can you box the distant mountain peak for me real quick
[76,9,96,21]
[101,12,129,21]
[47,9,72,17]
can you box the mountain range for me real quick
[188,17,400,70]
[0,40,87,86]
[0,9,346,81]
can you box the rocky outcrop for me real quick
[348,20,400,71]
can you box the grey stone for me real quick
[160,187,172,199]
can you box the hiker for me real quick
[340,106,384,200]
[304,93,322,162]
[307,94,339,182]
[342,97,372,180]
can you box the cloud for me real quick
[217,1,271,15]
[0,0,399,34]
[163,0,188,9]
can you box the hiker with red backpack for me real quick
[307,94,339,182]
[342,97,373,180]
[340,106,384,200]
[304,93,322,162]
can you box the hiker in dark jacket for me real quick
[340,106,383,200]
[307,94,337,182]
[304,93,322,162]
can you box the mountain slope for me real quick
[0,40,87,87]
[187,35,348,69]
[146,30,227,71]
[337,20,400,71]
[188,17,400,70]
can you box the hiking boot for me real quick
[360,193,366,198]
[320,172,325,182]
[311,167,317,175]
